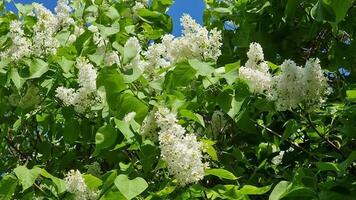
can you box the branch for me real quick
[306,114,346,158]
[252,120,320,161]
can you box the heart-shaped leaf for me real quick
[114,174,148,200]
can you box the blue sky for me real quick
[6,0,205,36]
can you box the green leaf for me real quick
[62,118,80,143]
[269,181,290,200]
[123,65,144,83]
[311,0,354,23]
[57,57,75,73]
[201,139,218,161]
[339,151,356,173]
[13,166,41,191]
[98,21,120,37]
[346,90,356,101]
[97,68,126,106]
[123,38,140,64]
[269,181,316,200]
[240,185,271,195]
[164,62,197,90]
[284,0,302,19]
[24,58,49,79]
[139,141,159,173]
[10,68,24,89]
[100,190,127,200]
[188,59,215,76]
[316,162,340,172]
[112,92,148,123]
[114,119,135,143]
[83,174,103,190]
[282,119,298,141]
[138,9,173,32]
[180,109,205,127]
[205,168,237,180]
[114,174,148,200]
[41,169,66,194]
[213,7,232,14]
[0,175,17,200]
[94,124,118,156]
[151,0,173,12]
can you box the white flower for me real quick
[55,0,74,27]
[141,14,222,80]
[239,42,329,111]
[1,20,32,60]
[55,58,99,114]
[267,58,328,111]
[155,107,207,185]
[239,67,272,94]
[104,51,120,66]
[55,87,76,106]
[302,58,328,107]
[246,42,264,63]
[239,43,272,93]
[268,59,305,111]
[32,3,60,56]
[77,58,97,91]
[64,170,99,200]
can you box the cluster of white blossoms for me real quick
[268,58,328,111]
[64,170,99,200]
[141,14,222,76]
[239,43,272,94]
[154,107,207,185]
[239,43,328,111]
[55,0,74,27]
[2,1,74,60]
[55,58,99,113]
[0,20,33,60]
[32,3,61,56]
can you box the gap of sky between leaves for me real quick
[5,0,205,36]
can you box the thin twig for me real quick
[252,120,320,161]
[306,114,346,158]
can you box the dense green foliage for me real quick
[0,0,355,199]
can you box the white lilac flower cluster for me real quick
[86,14,221,80]
[1,20,33,60]
[154,107,207,185]
[1,1,73,60]
[55,58,99,113]
[64,170,99,200]
[239,43,328,111]
[239,42,272,94]
[141,14,222,77]
[55,0,74,27]
[32,3,60,56]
